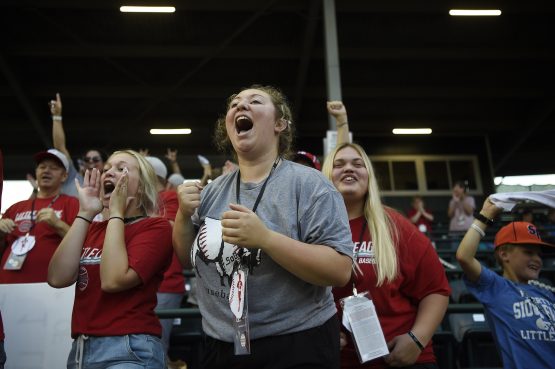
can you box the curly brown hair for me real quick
[213,84,295,159]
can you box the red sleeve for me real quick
[159,191,179,221]
[126,218,173,283]
[394,212,451,300]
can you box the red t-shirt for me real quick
[333,209,450,369]
[406,208,433,233]
[0,194,79,283]
[157,190,185,293]
[71,217,173,337]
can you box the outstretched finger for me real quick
[82,169,91,186]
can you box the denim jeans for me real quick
[67,334,166,369]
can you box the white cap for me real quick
[168,173,186,186]
[34,148,70,172]
[145,156,168,179]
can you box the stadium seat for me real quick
[169,314,203,369]
[433,326,456,369]
[448,313,502,368]
[449,279,477,304]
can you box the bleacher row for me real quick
[157,222,555,369]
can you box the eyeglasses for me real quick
[84,156,102,163]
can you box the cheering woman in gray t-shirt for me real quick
[173,85,354,369]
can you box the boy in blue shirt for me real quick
[456,198,555,369]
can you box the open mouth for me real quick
[341,175,357,183]
[235,115,253,134]
[103,181,115,199]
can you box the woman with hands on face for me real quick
[173,85,353,369]
[48,150,173,369]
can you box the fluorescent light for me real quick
[150,128,191,135]
[449,9,501,16]
[392,128,432,135]
[120,6,176,13]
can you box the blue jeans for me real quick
[67,334,166,369]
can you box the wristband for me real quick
[109,216,124,222]
[408,331,424,351]
[470,223,486,238]
[52,115,62,121]
[474,212,494,226]
[336,121,348,128]
[75,215,92,224]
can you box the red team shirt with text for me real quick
[71,217,172,337]
[333,209,450,369]
[0,195,79,283]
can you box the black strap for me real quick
[28,194,60,233]
[235,156,280,213]
[234,156,281,269]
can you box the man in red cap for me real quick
[456,198,555,369]
[0,149,79,283]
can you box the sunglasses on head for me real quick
[84,156,102,163]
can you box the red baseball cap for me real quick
[294,151,321,171]
[494,222,554,250]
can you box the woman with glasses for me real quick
[49,93,107,197]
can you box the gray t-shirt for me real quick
[448,195,476,232]
[191,159,353,341]
[61,160,83,198]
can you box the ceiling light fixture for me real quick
[120,6,176,13]
[449,9,501,16]
[150,128,191,135]
[392,128,432,135]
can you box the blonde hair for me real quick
[214,84,295,159]
[109,150,159,216]
[322,143,399,286]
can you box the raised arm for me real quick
[172,181,203,267]
[50,93,72,161]
[99,169,142,292]
[48,169,102,287]
[165,148,182,175]
[462,195,475,215]
[455,198,502,282]
[327,101,350,146]
[420,208,434,222]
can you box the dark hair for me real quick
[214,84,295,159]
[84,148,108,162]
[453,180,469,193]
